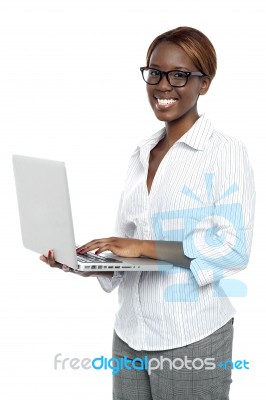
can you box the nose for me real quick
[157,72,172,91]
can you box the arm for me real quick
[76,238,192,268]
[76,185,191,266]
[182,139,255,286]
[141,240,192,268]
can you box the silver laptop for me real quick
[12,155,174,272]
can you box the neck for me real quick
[164,111,200,148]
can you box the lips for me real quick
[157,98,177,105]
[155,97,178,110]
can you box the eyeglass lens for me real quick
[143,68,188,87]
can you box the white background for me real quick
[0,0,265,398]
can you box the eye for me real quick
[148,69,160,77]
[172,71,187,79]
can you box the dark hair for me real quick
[146,26,217,81]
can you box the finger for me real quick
[62,264,70,272]
[77,238,112,250]
[77,243,100,253]
[78,238,113,253]
[77,240,102,253]
[40,255,48,263]
[95,244,114,255]
[47,250,63,269]
[47,250,56,267]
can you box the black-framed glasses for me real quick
[140,67,205,87]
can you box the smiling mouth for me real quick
[156,98,177,106]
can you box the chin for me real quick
[153,110,179,123]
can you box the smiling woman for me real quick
[40,26,255,400]
[145,42,210,138]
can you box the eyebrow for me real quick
[149,64,190,71]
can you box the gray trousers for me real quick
[112,319,234,400]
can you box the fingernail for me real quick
[48,250,51,257]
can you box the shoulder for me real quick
[198,116,252,170]
[211,129,253,179]
[212,129,246,148]
[206,122,249,158]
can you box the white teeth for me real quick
[157,98,177,105]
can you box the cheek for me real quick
[178,87,200,104]
[147,90,156,108]
[146,86,154,99]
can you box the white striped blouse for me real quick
[97,114,256,351]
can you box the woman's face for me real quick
[146,41,210,126]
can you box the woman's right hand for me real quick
[39,249,70,271]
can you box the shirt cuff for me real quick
[97,271,124,293]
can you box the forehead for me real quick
[149,41,196,71]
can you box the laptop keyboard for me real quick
[77,252,123,264]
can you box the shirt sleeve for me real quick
[97,271,124,293]
[183,138,256,287]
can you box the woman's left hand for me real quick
[76,237,144,258]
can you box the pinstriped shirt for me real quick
[97,114,255,351]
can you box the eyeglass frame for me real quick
[140,67,206,88]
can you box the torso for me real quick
[146,137,169,194]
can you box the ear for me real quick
[199,76,211,96]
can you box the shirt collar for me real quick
[138,114,214,152]
[177,114,214,150]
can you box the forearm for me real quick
[141,240,192,268]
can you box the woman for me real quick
[41,27,255,399]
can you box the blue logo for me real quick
[217,359,249,370]
[54,353,250,374]
[152,173,248,301]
